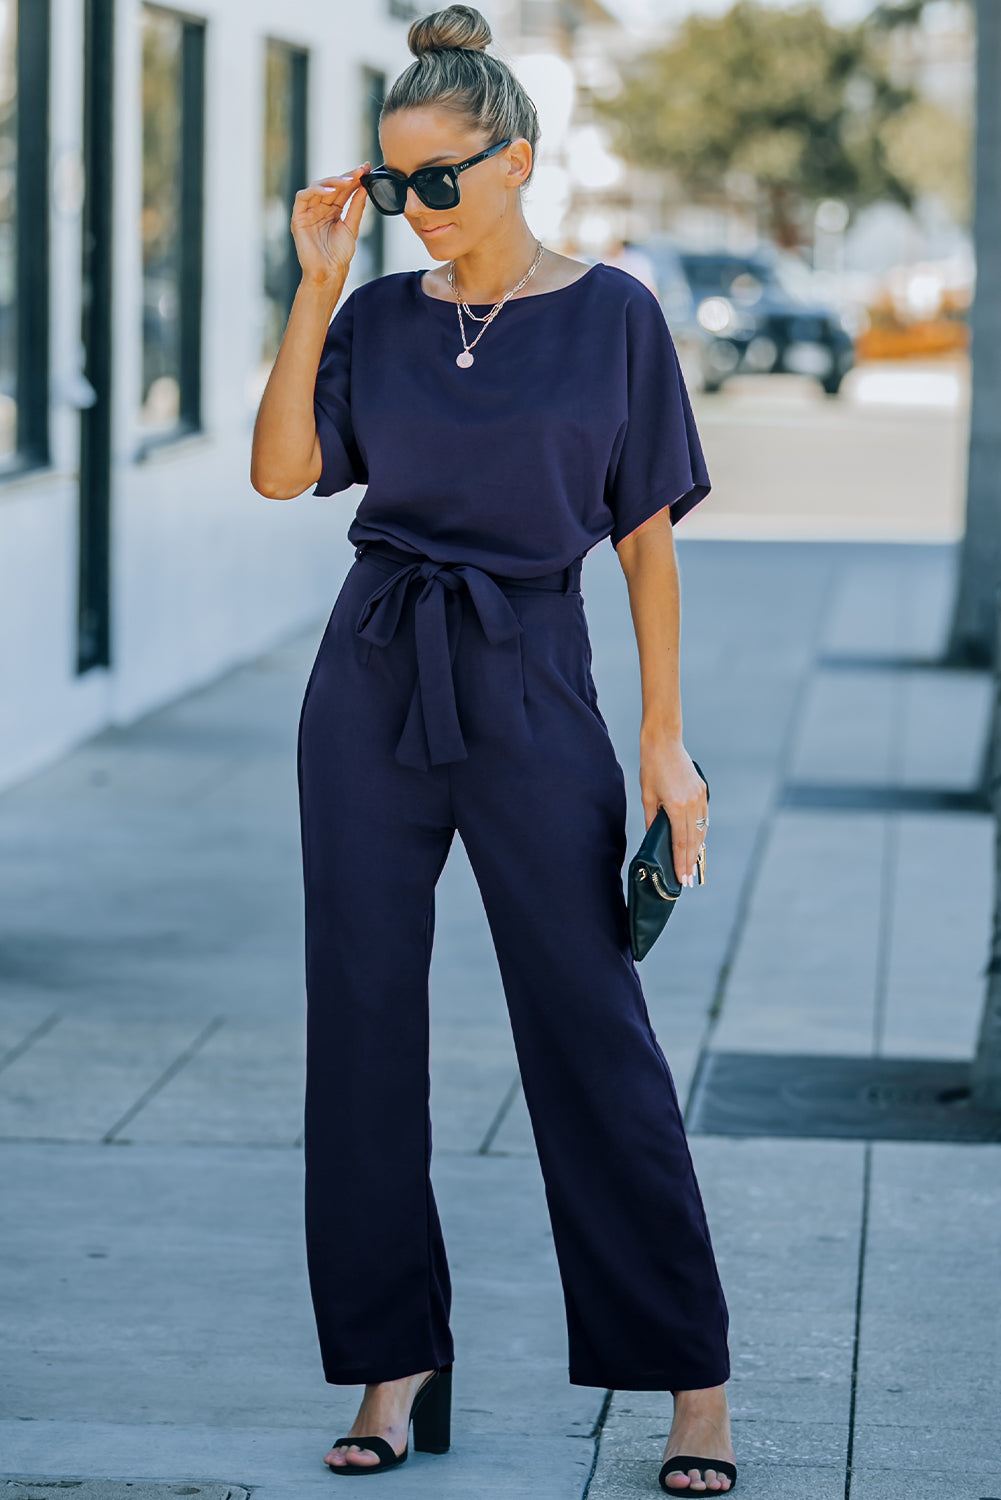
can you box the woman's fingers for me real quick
[342,176,369,237]
[675,811,694,887]
[667,794,708,887]
[640,749,708,888]
[314,163,371,188]
[298,166,370,211]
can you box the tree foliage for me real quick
[592,0,965,241]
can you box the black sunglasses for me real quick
[359,138,513,216]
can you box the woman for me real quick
[250,6,736,1492]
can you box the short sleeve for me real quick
[605,290,710,547]
[312,290,368,497]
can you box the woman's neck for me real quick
[446,234,545,304]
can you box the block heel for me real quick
[411,1361,452,1454]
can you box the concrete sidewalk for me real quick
[1,535,998,1499]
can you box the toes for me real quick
[664,1469,710,1492]
[326,1443,378,1468]
[343,1445,379,1465]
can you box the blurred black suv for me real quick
[639,241,856,396]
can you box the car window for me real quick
[680,255,776,297]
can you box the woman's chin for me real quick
[415,223,459,256]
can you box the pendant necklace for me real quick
[448,240,545,368]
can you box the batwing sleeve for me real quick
[312,290,368,497]
[605,289,710,547]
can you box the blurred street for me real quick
[684,361,969,542]
[2,507,998,1497]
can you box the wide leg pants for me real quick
[297,539,731,1391]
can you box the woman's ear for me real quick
[504,137,533,189]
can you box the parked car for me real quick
[638,239,856,396]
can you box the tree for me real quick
[592,0,964,247]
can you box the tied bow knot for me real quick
[354,557,524,769]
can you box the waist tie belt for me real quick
[352,538,583,771]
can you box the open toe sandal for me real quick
[659,1454,738,1492]
[325,1363,453,1475]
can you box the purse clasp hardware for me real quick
[647,868,680,901]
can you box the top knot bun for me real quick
[408,5,493,57]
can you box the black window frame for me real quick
[0,0,52,483]
[136,3,205,460]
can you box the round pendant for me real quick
[456,350,474,368]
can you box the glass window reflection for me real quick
[140,6,182,433]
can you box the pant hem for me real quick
[568,1363,731,1392]
[323,1350,455,1386]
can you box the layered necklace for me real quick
[448,239,545,368]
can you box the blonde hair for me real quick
[382,5,541,189]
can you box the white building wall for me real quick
[1,0,431,790]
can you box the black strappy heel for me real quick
[659,1454,737,1492]
[325,1363,453,1475]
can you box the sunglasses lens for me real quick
[367,176,406,214]
[415,169,458,209]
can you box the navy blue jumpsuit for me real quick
[297,261,731,1392]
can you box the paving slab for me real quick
[851,1143,1001,1478]
[0,1013,221,1141]
[711,811,886,1056]
[817,545,956,660]
[882,814,993,1058]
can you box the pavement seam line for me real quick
[844,1142,873,1500]
[580,1387,616,1498]
[476,1071,523,1154]
[0,1010,62,1078]
[872,637,907,1058]
[101,1017,226,1142]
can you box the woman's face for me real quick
[379,107,531,259]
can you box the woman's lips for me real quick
[421,223,453,237]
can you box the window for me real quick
[139,5,205,449]
[0,0,51,479]
[260,38,308,369]
[355,67,386,285]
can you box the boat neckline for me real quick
[415,262,601,308]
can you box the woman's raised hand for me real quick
[291,163,371,286]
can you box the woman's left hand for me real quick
[639,733,707,887]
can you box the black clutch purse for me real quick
[626,761,709,962]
